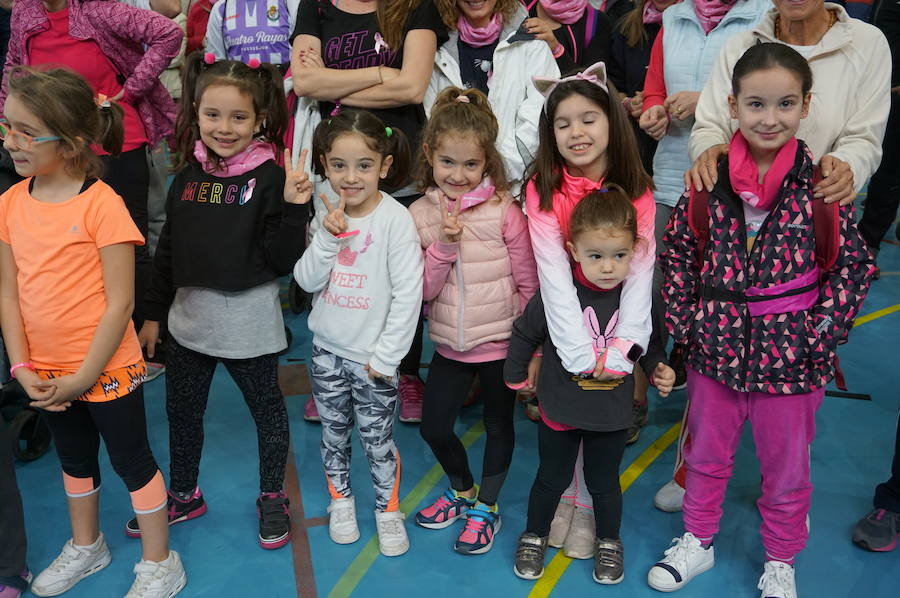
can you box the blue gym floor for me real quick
[13,213,900,598]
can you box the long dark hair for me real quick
[174,52,288,172]
[312,109,411,191]
[525,75,653,212]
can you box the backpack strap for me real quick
[687,187,711,265]
[810,166,841,277]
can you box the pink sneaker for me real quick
[398,375,424,423]
[304,397,320,423]
[0,569,30,598]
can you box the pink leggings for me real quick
[682,368,824,562]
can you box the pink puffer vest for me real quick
[411,189,520,352]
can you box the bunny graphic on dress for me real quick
[575,307,623,390]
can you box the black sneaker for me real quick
[852,507,900,552]
[669,344,688,391]
[124,487,207,538]
[257,492,291,549]
[627,400,649,445]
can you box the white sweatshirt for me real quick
[690,5,891,189]
[294,192,424,377]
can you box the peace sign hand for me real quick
[438,193,463,243]
[284,148,313,205]
[321,190,348,236]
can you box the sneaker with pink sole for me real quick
[454,503,501,555]
[398,375,424,423]
[0,569,31,598]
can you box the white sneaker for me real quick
[31,534,112,597]
[654,479,686,513]
[327,497,360,544]
[374,510,409,557]
[548,501,575,548]
[647,532,715,592]
[563,505,596,559]
[124,550,186,598]
[757,561,797,598]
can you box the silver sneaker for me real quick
[513,532,548,580]
[124,551,186,598]
[593,538,624,585]
[31,535,111,597]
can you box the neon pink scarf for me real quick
[693,0,732,34]
[194,139,276,177]
[540,0,588,25]
[728,131,799,212]
[457,12,504,47]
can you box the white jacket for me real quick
[425,7,559,191]
[690,4,891,189]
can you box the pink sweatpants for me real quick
[682,368,824,562]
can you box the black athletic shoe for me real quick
[669,344,688,391]
[257,492,291,550]
[124,487,207,538]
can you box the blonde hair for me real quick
[415,87,508,193]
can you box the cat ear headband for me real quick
[532,61,609,110]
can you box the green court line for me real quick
[327,420,486,598]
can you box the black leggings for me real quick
[41,387,159,493]
[0,412,26,579]
[859,93,900,252]
[419,353,516,505]
[102,146,150,329]
[527,421,628,539]
[166,338,289,494]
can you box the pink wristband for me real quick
[10,361,34,377]
[552,43,564,59]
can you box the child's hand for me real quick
[592,350,623,382]
[364,363,391,381]
[321,191,348,236]
[32,373,90,408]
[438,193,463,243]
[526,353,542,392]
[138,320,161,359]
[639,105,668,140]
[284,148,313,205]
[14,368,68,410]
[652,363,676,398]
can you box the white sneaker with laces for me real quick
[548,501,575,548]
[374,510,409,556]
[31,534,112,597]
[124,551,186,598]
[654,479,686,513]
[563,505,596,559]
[647,532,715,592]
[327,497,360,544]
[757,561,797,598]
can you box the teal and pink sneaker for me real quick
[454,503,501,555]
[415,488,475,529]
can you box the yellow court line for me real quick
[854,302,900,327]
[327,420,486,598]
[527,422,682,598]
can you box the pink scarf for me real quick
[643,2,663,24]
[194,139,276,177]
[539,0,588,25]
[457,12,504,47]
[728,131,799,212]
[693,0,733,34]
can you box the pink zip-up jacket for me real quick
[525,168,656,375]
[409,185,538,363]
[1,0,182,147]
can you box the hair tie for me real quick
[385,127,393,138]
[330,102,341,117]
[455,95,470,104]
[203,52,216,65]
[95,94,111,109]
[247,58,261,70]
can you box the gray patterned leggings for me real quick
[309,345,401,512]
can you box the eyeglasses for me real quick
[0,119,62,150]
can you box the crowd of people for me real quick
[0,0,896,597]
